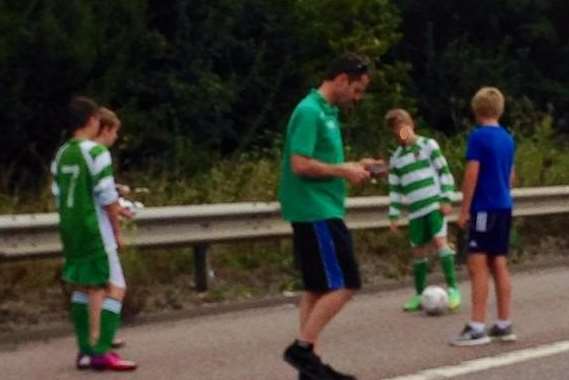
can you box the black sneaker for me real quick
[488,324,517,342]
[450,324,491,346]
[284,341,333,380]
[323,363,357,380]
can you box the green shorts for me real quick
[409,210,447,247]
[62,253,110,287]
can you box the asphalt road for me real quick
[1,266,568,380]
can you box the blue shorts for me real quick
[467,209,512,256]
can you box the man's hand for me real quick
[339,162,371,185]
[359,157,384,167]
[360,158,388,178]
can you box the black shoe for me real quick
[323,363,357,380]
[299,372,311,380]
[488,324,517,342]
[284,341,332,380]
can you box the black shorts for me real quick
[467,209,512,256]
[291,219,361,292]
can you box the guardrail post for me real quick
[194,244,209,292]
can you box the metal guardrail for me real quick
[2,186,569,290]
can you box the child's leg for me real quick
[70,288,96,355]
[412,246,429,295]
[433,236,458,289]
[107,284,127,348]
[487,210,513,329]
[449,253,492,346]
[106,249,127,348]
[87,285,125,348]
[88,289,105,347]
[489,256,512,321]
[433,236,461,309]
[90,289,137,370]
[92,296,122,355]
[405,215,431,311]
[450,253,491,346]
[487,255,516,341]
[468,253,489,323]
[429,212,457,288]
[404,246,428,311]
[91,249,134,361]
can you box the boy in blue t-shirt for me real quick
[451,87,517,346]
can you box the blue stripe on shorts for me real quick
[313,221,345,289]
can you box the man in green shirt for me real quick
[51,97,136,371]
[279,53,383,380]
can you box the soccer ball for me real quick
[421,286,449,316]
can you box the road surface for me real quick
[1,266,568,379]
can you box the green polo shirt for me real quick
[278,89,346,222]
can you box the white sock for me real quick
[496,320,512,329]
[468,321,486,332]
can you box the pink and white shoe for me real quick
[90,352,137,371]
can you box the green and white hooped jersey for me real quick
[51,139,119,261]
[388,136,455,221]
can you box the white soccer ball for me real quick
[421,286,449,316]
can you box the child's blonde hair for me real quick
[98,107,120,130]
[471,87,505,119]
[384,108,414,129]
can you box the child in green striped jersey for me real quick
[51,98,136,371]
[385,109,461,312]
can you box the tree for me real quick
[393,0,569,133]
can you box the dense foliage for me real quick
[1,0,568,198]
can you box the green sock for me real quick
[439,248,458,288]
[413,259,428,295]
[93,298,121,355]
[70,291,92,354]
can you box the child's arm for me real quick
[459,131,484,229]
[91,149,123,246]
[388,159,403,231]
[458,161,480,229]
[428,139,455,206]
[104,202,124,248]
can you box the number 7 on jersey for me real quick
[61,164,80,208]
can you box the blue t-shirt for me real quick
[466,125,515,212]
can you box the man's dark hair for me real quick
[68,96,99,132]
[324,53,371,82]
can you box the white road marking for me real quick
[384,340,569,379]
